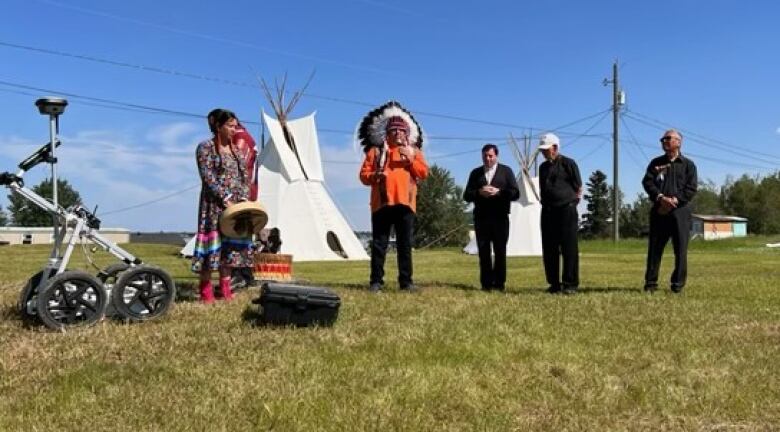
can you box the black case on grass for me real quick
[254,282,340,326]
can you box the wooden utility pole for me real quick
[605,61,621,242]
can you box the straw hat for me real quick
[219,201,268,238]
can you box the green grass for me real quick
[1,237,779,431]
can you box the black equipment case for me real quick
[253,282,341,326]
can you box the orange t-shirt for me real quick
[359,145,429,213]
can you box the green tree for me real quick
[691,180,722,215]
[414,165,469,247]
[754,172,780,234]
[721,174,759,233]
[582,170,610,238]
[0,205,7,226]
[619,193,652,238]
[8,178,82,226]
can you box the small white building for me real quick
[0,226,130,245]
[691,215,748,240]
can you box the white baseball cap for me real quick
[538,132,560,150]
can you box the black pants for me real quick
[475,214,509,289]
[541,203,579,289]
[370,205,415,287]
[645,205,691,287]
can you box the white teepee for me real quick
[180,235,196,257]
[255,112,368,261]
[463,135,543,256]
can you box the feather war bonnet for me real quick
[356,101,424,152]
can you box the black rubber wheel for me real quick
[36,270,108,330]
[97,263,130,285]
[111,265,176,322]
[98,263,131,317]
[17,269,57,325]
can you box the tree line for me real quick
[582,169,780,238]
[412,165,780,246]
[1,178,82,227]
[3,169,778,242]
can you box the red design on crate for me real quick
[254,253,293,281]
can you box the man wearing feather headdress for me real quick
[358,102,429,293]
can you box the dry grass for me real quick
[1,238,779,431]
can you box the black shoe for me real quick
[368,283,383,293]
[671,283,684,293]
[546,286,562,294]
[644,283,658,293]
[562,287,578,295]
[493,285,505,293]
[399,284,418,293]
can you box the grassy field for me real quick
[1,236,779,431]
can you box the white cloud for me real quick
[146,122,201,154]
[320,143,364,191]
[0,123,202,231]
[0,122,377,231]
[776,127,780,135]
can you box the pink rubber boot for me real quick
[200,279,215,304]
[220,276,234,301]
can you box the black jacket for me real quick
[642,153,698,206]
[463,163,520,219]
[539,155,582,208]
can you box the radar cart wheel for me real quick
[18,269,56,325]
[35,270,108,330]
[111,265,175,322]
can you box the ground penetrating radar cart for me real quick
[0,98,176,330]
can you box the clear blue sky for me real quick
[1,0,778,232]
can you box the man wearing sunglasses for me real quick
[641,129,698,293]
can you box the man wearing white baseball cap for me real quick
[538,133,582,295]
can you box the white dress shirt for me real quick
[484,163,497,185]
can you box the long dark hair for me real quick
[208,108,245,182]
[210,109,237,136]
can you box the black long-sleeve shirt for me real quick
[539,155,582,208]
[641,154,698,205]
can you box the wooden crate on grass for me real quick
[253,253,293,281]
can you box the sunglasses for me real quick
[660,136,679,143]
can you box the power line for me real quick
[624,110,780,165]
[0,78,613,148]
[0,41,256,89]
[0,40,373,111]
[619,114,650,161]
[678,149,776,171]
[561,110,612,148]
[623,112,780,168]
[618,118,776,171]
[578,139,609,163]
[0,79,215,122]
[101,184,199,216]
[1,40,617,134]
[620,139,647,172]
[549,108,612,134]
[28,0,392,76]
